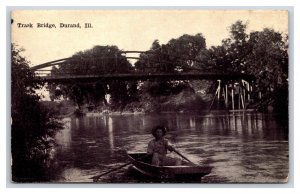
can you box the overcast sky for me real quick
[11,10,288,67]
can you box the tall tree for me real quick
[205,21,250,73]
[136,34,207,73]
[50,45,137,109]
[246,28,288,90]
[135,34,207,99]
[167,33,206,71]
[11,44,62,182]
[206,21,288,115]
[245,28,288,117]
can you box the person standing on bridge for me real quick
[147,125,179,166]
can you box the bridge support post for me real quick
[240,87,245,109]
[225,84,228,108]
[238,84,241,110]
[209,80,221,111]
[259,91,262,99]
[250,83,252,98]
[231,84,235,110]
[242,81,246,105]
[239,81,246,109]
[217,80,221,101]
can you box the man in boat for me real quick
[147,125,180,166]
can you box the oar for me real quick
[173,149,196,165]
[90,154,150,182]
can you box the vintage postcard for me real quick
[11,9,289,183]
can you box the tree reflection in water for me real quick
[52,112,288,183]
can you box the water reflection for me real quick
[55,118,71,151]
[53,112,288,183]
[108,116,115,152]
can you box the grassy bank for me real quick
[41,89,213,115]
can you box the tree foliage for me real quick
[55,45,132,75]
[50,45,136,109]
[205,21,288,115]
[135,34,207,73]
[11,44,62,182]
[205,21,250,73]
[246,28,288,90]
[48,21,288,115]
[134,34,207,99]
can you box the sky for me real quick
[11,10,288,67]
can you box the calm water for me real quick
[53,112,288,183]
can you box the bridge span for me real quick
[30,54,257,110]
[36,72,255,83]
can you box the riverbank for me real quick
[41,88,215,116]
[41,99,261,119]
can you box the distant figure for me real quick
[147,126,179,166]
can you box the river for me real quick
[53,111,288,183]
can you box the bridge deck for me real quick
[37,73,255,83]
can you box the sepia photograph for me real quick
[10,9,289,184]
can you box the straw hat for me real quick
[151,125,167,137]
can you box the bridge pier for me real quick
[231,86,235,110]
[225,84,228,109]
[210,79,254,111]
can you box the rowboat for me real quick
[127,152,213,181]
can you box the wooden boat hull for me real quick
[127,152,212,181]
